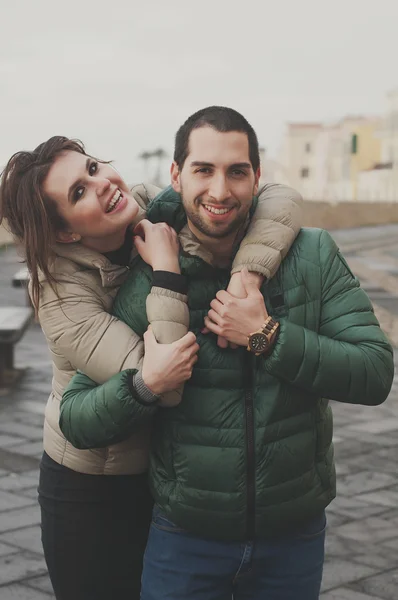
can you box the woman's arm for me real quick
[232,183,303,279]
[215,183,303,347]
[38,271,189,385]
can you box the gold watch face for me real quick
[249,333,269,353]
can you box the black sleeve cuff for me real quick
[152,271,188,295]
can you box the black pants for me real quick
[39,452,153,600]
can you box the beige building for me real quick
[280,123,323,199]
[258,147,290,185]
[381,88,398,164]
[280,116,383,201]
[350,117,382,200]
[358,89,398,202]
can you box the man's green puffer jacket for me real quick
[61,194,394,541]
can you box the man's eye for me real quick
[73,186,84,202]
[196,168,211,174]
[89,161,98,175]
[231,169,245,177]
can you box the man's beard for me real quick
[181,192,249,240]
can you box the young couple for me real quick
[0,106,393,600]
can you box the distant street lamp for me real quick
[152,148,167,187]
[138,151,152,179]
[138,148,167,186]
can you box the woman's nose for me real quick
[96,178,111,197]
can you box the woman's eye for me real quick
[89,161,98,175]
[73,186,84,202]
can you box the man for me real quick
[62,107,394,599]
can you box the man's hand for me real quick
[204,269,268,347]
[213,271,264,349]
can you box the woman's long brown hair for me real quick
[0,136,87,313]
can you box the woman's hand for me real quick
[134,220,180,274]
[141,327,199,402]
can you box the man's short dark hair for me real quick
[174,106,260,172]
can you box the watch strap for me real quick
[261,316,279,338]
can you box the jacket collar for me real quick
[147,186,258,268]
[51,242,137,288]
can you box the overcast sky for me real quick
[1,0,397,183]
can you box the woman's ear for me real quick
[56,231,81,244]
[170,161,181,193]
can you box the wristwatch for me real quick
[247,316,280,356]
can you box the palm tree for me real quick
[138,151,152,179]
[152,148,167,187]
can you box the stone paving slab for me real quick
[24,575,54,595]
[0,505,41,535]
[321,559,378,593]
[0,235,398,598]
[351,568,398,599]
[336,472,397,497]
[0,526,43,555]
[0,473,39,494]
[0,552,47,587]
[0,542,19,558]
[0,491,36,513]
[321,588,385,599]
[0,584,52,599]
[0,436,27,449]
[0,449,40,473]
[0,424,44,442]
[18,489,39,502]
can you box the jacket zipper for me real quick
[244,355,255,540]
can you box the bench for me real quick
[0,307,33,386]
[12,266,29,288]
[12,267,31,307]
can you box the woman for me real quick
[0,135,303,600]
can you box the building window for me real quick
[305,143,311,153]
[351,134,358,154]
[300,167,310,178]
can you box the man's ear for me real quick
[56,231,81,244]
[170,161,182,193]
[253,167,261,196]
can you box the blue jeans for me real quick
[141,506,326,600]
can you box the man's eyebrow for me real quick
[190,161,215,168]
[190,161,252,169]
[68,157,91,202]
[228,162,251,170]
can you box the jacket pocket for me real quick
[295,511,327,540]
[151,505,186,533]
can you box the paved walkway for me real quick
[0,228,397,599]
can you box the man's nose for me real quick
[208,175,230,202]
[96,178,111,197]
